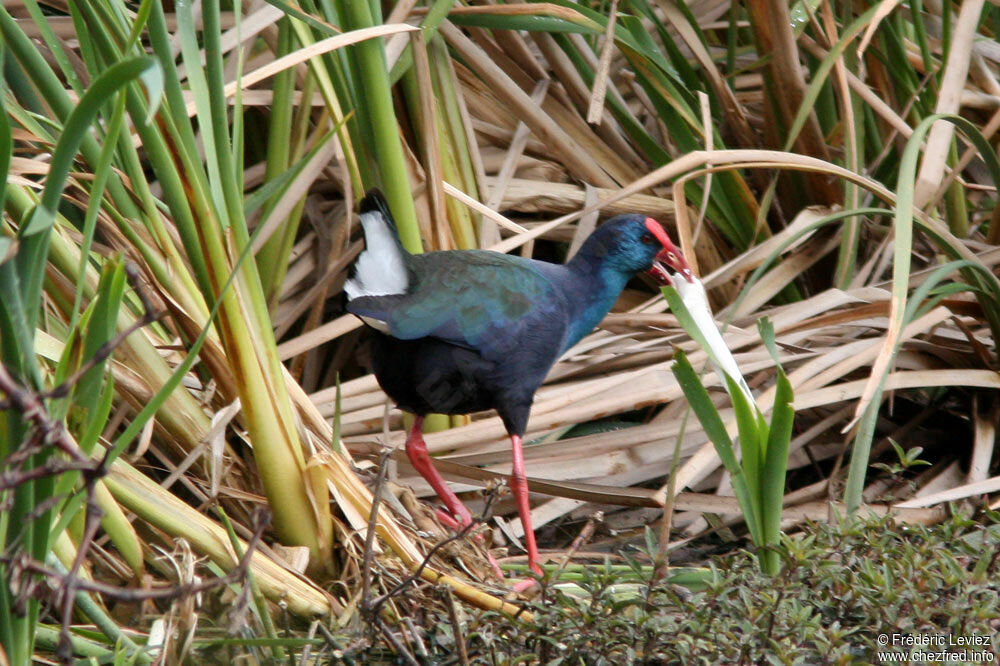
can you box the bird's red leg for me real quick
[509,434,543,578]
[405,416,505,580]
[405,416,474,527]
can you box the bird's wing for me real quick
[347,250,566,357]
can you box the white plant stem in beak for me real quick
[672,272,756,411]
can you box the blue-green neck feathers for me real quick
[559,268,632,351]
[559,214,663,351]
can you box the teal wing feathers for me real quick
[347,250,565,358]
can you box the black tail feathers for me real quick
[359,188,395,229]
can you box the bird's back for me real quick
[350,247,571,360]
[346,191,580,433]
[351,251,572,431]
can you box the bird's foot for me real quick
[511,577,539,594]
[434,508,506,581]
[484,550,506,581]
[508,560,545,595]
[434,507,464,531]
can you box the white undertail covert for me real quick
[344,210,409,299]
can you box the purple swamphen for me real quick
[345,190,692,582]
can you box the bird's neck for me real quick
[558,252,634,350]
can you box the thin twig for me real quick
[375,617,420,666]
[402,616,429,659]
[300,620,320,666]
[369,486,500,616]
[0,456,102,490]
[551,511,603,580]
[440,585,470,666]
[0,269,170,663]
[315,622,357,666]
[57,490,104,662]
[11,509,269,604]
[0,364,90,463]
[654,407,692,583]
[361,446,394,613]
[370,518,478,614]
[43,262,163,400]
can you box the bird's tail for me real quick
[345,189,410,299]
[359,189,395,226]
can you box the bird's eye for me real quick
[640,233,656,245]
[666,251,677,262]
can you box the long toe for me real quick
[435,508,505,580]
[485,550,505,581]
[511,576,540,595]
[434,507,465,531]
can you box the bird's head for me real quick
[582,214,693,286]
[642,218,694,286]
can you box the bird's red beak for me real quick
[644,218,694,285]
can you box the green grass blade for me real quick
[71,92,128,332]
[17,56,162,336]
[387,0,455,85]
[341,0,422,253]
[726,372,764,540]
[175,0,230,228]
[445,5,602,34]
[203,0,246,232]
[672,350,762,544]
[780,4,879,154]
[726,207,890,318]
[0,74,10,225]
[760,368,794,575]
[19,0,85,94]
[844,113,952,514]
[256,16,296,302]
[263,0,341,37]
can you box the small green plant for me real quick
[663,286,794,575]
[871,438,932,477]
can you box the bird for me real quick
[345,189,693,582]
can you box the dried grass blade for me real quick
[440,20,614,187]
[585,0,618,124]
[913,0,987,208]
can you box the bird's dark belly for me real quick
[369,333,507,416]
